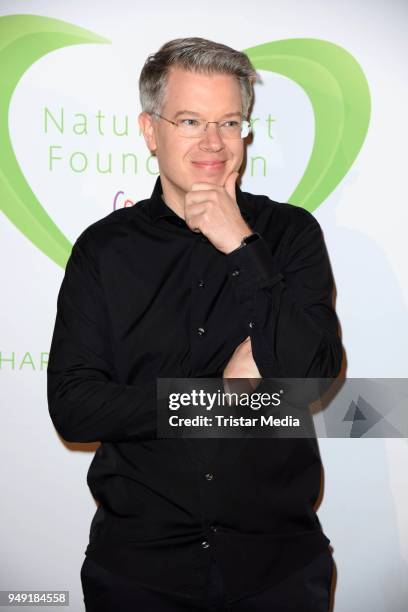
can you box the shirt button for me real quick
[198,280,205,288]
[205,472,214,481]
[210,525,218,533]
[201,540,210,549]
[197,327,206,336]
[232,268,240,277]
[248,321,255,329]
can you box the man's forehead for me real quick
[162,66,242,112]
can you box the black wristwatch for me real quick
[231,232,260,253]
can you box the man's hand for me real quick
[222,337,262,401]
[184,171,251,253]
[223,336,261,380]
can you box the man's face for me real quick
[139,66,245,208]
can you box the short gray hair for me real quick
[139,37,259,118]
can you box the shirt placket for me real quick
[188,233,222,560]
[189,233,212,373]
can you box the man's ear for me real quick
[138,112,157,153]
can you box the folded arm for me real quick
[225,216,343,379]
[47,230,157,443]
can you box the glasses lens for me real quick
[216,120,251,139]
[175,118,251,139]
[177,119,203,138]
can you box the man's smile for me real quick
[191,160,226,170]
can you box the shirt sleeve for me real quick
[225,215,343,378]
[47,229,158,443]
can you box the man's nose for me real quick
[199,122,225,151]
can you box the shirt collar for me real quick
[147,176,253,225]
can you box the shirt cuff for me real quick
[225,234,284,290]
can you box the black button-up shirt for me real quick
[47,177,342,604]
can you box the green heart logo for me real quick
[0,16,370,269]
[0,15,109,268]
[245,39,371,213]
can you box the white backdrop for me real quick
[1,1,407,610]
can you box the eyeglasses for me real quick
[151,113,251,140]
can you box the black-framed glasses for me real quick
[151,112,251,140]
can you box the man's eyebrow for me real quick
[173,110,201,119]
[173,110,243,119]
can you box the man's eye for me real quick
[179,118,200,127]
[222,120,240,129]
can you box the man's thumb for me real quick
[224,171,239,199]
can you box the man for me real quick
[48,38,342,611]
